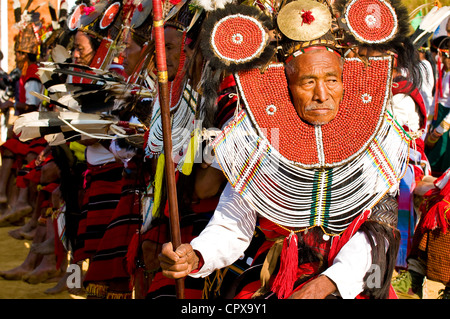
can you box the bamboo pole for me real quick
[152,0,185,299]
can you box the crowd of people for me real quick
[0,0,449,300]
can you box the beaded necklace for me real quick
[234,56,393,169]
[141,82,200,233]
[212,109,409,236]
[144,82,199,172]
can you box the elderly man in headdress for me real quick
[158,0,416,299]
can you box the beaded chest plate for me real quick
[235,56,393,169]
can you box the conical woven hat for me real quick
[15,24,39,55]
[277,0,332,41]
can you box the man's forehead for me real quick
[293,50,342,69]
[164,26,184,42]
[74,32,90,44]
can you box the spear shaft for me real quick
[152,0,185,299]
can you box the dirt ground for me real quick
[0,221,78,299]
[0,219,445,299]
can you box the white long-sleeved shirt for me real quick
[24,79,42,107]
[433,71,450,134]
[190,182,373,299]
[390,93,421,133]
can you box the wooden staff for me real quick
[152,0,185,299]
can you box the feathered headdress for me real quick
[197,0,347,72]
[199,3,275,72]
[126,0,154,47]
[333,0,411,52]
[13,0,43,56]
[67,0,123,40]
[409,5,450,49]
[334,0,425,92]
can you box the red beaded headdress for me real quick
[200,3,275,72]
[199,0,346,70]
[192,0,411,283]
[333,0,410,52]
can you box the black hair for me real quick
[87,33,102,52]
[186,11,206,50]
[431,36,448,54]
[27,53,37,62]
[394,38,423,92]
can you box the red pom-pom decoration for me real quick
[301,10,315,25]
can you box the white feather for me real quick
[51,45,71,63]
[412,6,450,45]
[48,83,70,94]
[194,0,233,11]
[418,6,450,33]
[13,0,21,10]
[13,111,114,142]
[56,93,82,112]
[212,0,233,9]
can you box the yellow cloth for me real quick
[152,154,165,218]
[69,141,86,162]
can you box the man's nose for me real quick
[313,81,328,103]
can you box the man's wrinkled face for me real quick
[286,50,344,125]
[15,50,27,70]
[123,32,142,76]
[72,31,95,66]
[164,26,184,82]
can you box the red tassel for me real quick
[421,204,439,231]
[53,217,66,270]
[438,208,448,234]
[420,189,450,233]
[421,201,450,234]
[271,232,298,299]
[126,231,140,290]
